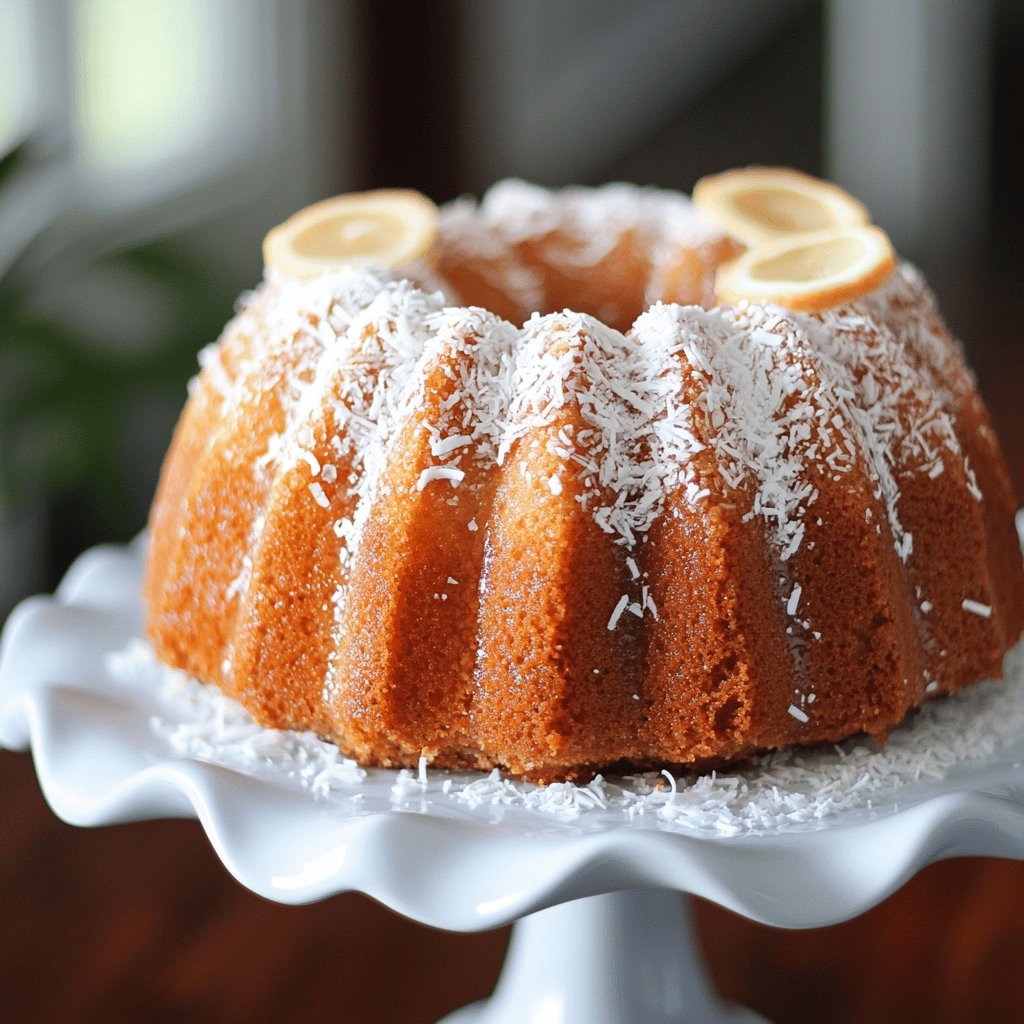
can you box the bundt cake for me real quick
[144,170,1024,782]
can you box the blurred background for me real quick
[2,1,1023,1022]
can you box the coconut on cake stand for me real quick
[3,540,1024,1023]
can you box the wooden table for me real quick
[4,744,1024,1023]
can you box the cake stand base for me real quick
[439,889,766,1024]
[7,540,1024,1023]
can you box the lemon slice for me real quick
[263,189,439,279]
[693,167,869,247]
[715,224,896,312]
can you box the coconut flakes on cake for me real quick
[234,252,988,661]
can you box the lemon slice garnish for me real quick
[715,224,896,312]
[693,167,869,247]
[263,189,439,280]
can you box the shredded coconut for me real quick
[417,466,466,490]
[962,598,993,619]
[107,641,367,796]
[111,637,1024,839]
[787,703,810,724]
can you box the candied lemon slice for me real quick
[715,224,896,312]
[263,189,439,279]
[693,167,869,247]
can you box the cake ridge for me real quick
[498,309,689,557]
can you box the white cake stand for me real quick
[3,542,1024,1023]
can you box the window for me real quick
[0,0,34,153]
[1,0,352,254]
[76,0,225,178]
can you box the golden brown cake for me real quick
[143,174,1024,782]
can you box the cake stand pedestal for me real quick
[440,890,762,1024]
[3,541,1024,1024]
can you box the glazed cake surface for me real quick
[144,180,1024,781]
